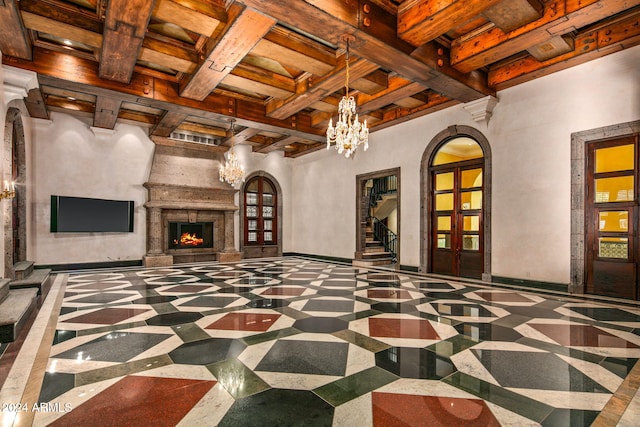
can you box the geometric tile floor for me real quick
[2,257,640,426]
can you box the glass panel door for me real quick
[431,164,484,279]
[586,137,638,299]
[244,176,278,247]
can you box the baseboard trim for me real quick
[37,260,143,272]
[491,275,568,293]
[283,252,353,265]
[399,265,419,273]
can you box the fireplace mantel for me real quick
[142,181,241,267]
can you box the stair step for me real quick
[353,258,395,267]
[13,261,34,281]
[362,251,392,259]
[0,288,38,342]
[10,268,52,295]
[0,279,10,304]
[365,246,386,253]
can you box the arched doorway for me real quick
[421,126,492,280]
[3,107,27,278]
[240,172,283,259]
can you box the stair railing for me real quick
[371,216,398,263]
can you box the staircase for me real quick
[0,261,51,343]
[353,222,396,268]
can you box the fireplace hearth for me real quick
[169,222,213,249]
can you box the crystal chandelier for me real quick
[327,36,369,158]
[219,119,245,185]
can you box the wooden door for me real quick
[586,136,638,299]
[431,163,484,279]
[243,176,278,258]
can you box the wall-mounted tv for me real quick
[51,195,134,233]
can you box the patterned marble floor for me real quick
[3,257,640,426]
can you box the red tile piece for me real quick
[474,291,534,303]
[530,323,640,348]
[206,312,281,332]
[368,317,440,340]
[367,289,412,299]
[49,376,216,427]
[261,287,305,296]
[63,308,149,324]
[372,392,500,427]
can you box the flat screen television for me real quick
[51,195,134,233]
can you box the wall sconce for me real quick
[1,181,16,200]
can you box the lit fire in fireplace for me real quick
[174,232,204,247]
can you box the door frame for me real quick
[571,120,640,295]
[421,125,492,280]
[239,171,283,258]
[355,167,400,263]
[3,107,27,278]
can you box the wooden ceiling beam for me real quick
[151,110,188,137]
[250,39,334,76]
[46,95,95,115]
[99,0,155,83]
[24,88,49,120]
[234,63,297,92]
[373,92,458,131]
[285,142,325,158]
[266,57,379,120]
[139,37,198,74]
[350,69,389,95]
[489,11,640,90]
[451,0,635,73]
[179,4,276,101]
[21,11,103,49]
[357,76,426,114]
[93,96,122,129]
[255,135,297,153]
[221,126,260,147]
[152,0,225,37]
[177,122,227,138]
[398,0,504,47]
[19,0,102,33]
[0,0,32,60]
[5,47,328,142]
[235,0,493,102]
[118,109,158,127]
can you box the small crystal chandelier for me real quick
[327,35,369,158]
[219,119,245,185]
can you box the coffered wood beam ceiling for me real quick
[1,0,638,157]
[236,0,493,102]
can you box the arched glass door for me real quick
[243,175,279,258]
[430,137,484,278]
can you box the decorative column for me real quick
[218,209,241,262]
[147,207,163,255]
[143,206,173,267]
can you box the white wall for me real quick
[291,45,640,284]
[31,113,155,265]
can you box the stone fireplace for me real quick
[143,140,241,267]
